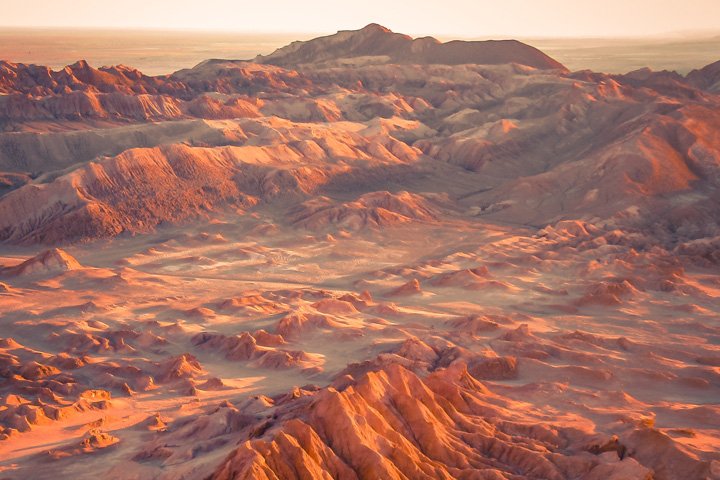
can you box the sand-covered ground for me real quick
[1,214,718,478]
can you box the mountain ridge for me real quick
[254,23,568,70]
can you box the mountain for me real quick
[1,28,720,480]
[3,55,720,245]
[687,59,720,92]
[255,23,567,70]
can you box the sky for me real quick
[2,0,720,38]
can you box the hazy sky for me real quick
[3,0,720,38]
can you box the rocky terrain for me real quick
[0,24,719,480]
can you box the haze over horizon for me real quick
[3,0,720,38]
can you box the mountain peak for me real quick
[3,248,82,277]
[69,60,92,70]
[360,23,392,33]
[687,59,720,92]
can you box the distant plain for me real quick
[1,27,720,74]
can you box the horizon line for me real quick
[1,24,719,42]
